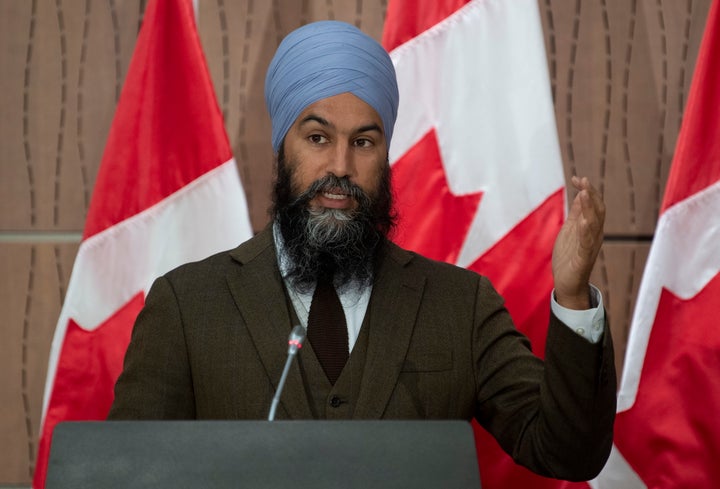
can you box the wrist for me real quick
[554,286,591,310]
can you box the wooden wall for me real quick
[0,0,712,485]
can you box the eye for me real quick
[354,137,374,148]
[308,134,328,144]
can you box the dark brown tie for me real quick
[307,273,349,384]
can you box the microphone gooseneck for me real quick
[268,325,306,421]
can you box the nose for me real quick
[327,141,355,178]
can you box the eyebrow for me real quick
[356,123,383,134]
[299,115,382,135]
[299,115,331,127]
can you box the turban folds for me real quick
[264,20,399,153]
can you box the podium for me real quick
[46,420,481,488]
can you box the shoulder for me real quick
[382,240,484,283]
[161,228,275,286]
[379,240,502,305]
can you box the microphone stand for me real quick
[268,325,306,421]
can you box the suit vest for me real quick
[286,291,372,419]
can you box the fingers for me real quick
[570,176,606,225]
[568,176,605,259]
[570,175,584,190]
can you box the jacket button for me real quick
[330,396,342,408]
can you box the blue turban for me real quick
[265,20,399,153]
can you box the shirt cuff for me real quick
[550,284,605,344]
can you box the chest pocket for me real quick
[393,334,454,418]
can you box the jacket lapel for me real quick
[226,227,313,419]
[353,243,425,418]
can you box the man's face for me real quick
[272,92,394,291]
[282,92,388,211]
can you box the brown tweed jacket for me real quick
[108,227,616,481]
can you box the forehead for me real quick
[294,92,384,131]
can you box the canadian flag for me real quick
[594,0,720,487]
[32,0,253,487]
[383,0,576,487]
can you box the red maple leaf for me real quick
[391,129,483,264]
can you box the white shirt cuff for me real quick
[550,284,605,344]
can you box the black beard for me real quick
[271,147,395,293]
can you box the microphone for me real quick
[268,325,306,421]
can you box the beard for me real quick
[272,148,395,293]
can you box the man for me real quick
[109,20,615,481]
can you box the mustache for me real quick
[291,173,368,207]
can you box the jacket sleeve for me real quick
[472,276,616,481]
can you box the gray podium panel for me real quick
[46,420,481,488]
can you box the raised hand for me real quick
[552,176,606,310]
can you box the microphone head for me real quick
[287,325,306,355]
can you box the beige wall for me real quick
[0,0,712,484]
